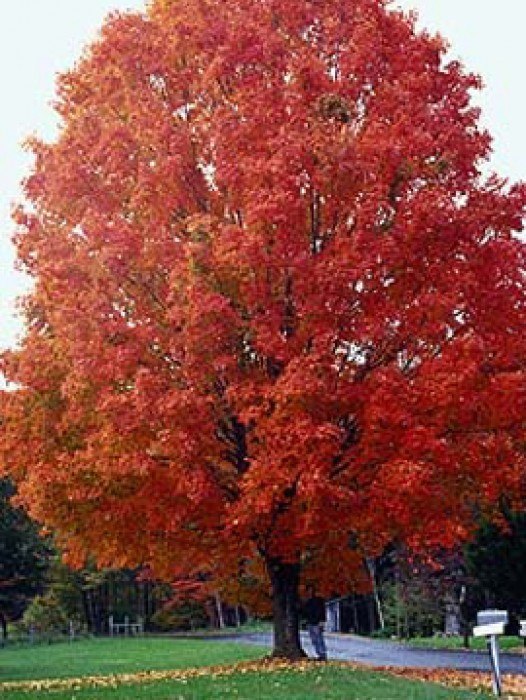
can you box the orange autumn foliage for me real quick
[1,0,525,656]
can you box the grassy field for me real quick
[0,669,491,700]
[0,637,494,699]
[0,637,266,681]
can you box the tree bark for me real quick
[214,592,225,629]
[266,556,305,659]
[459,585,470,649]
[366,557,385,631]
[0,611,7,643]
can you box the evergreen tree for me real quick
[465,508,526,625]
[0,479,51,639]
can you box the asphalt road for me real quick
[220,632,526,675]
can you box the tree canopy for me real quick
[1,0,525,657]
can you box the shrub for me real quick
[150,602,209,631]
[20,593,69,638]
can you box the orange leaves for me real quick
[1,0,525,612]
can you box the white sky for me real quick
[0,0,525,351]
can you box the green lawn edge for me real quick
[402,635,525,653]
[0,662,491,699]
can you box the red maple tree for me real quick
[1,0,525,657]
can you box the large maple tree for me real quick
[1,0,525,658]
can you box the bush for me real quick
[150,602,209,631]
[20,593,69,638]
[381,579,444,639]
[370,627,394,639]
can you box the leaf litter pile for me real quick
[1,658,525,697]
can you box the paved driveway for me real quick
[221,632,526,675]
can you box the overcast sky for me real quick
[1,0,525,351]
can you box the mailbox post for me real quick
[520,620,526,646]
[473,610,508,697]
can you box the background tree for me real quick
[465,506,526,626]
[0,479,51,640]
[1,0,525,658]
[19,592,69,641]
[44,561,173,634]
[378,546,468,640]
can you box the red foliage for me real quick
[1,0,525,629]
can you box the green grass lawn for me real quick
[0,637,493,699]
[0,637,266,682]
[404,635,524,652]
[0,661,490,699]
[167,620,273,638]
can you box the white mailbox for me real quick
[474,609,508,697]
[476,610,508,627]
[473,621,505,638]
[519,620,526,638]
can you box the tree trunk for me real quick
[367,596,376,634]
[214,593,225,629]
[365,557,385,631]
[0,611,7,643]
[459,585,470,649]
[352,596,359,633]
[266,556,306,659]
